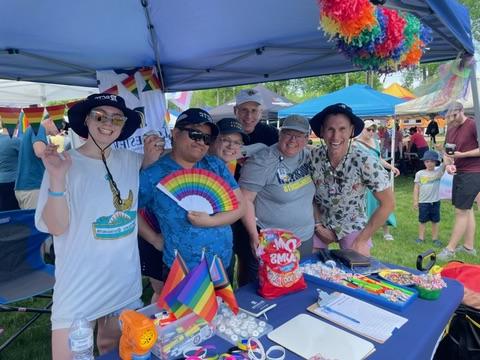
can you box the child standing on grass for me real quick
[413,150,445,247]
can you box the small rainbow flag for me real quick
[121,74,139,98]
[177,258,218,322]
[210,255,239,314]
[22,107,45,135]
[164,110,171,124]
[164,275,192,319]
[139,67,162,91]
[65,100,80,110]
[104,85,119,95]
[0,107,22,138]
[46,104,66,131]
[226,160,237,176]
[18,112,29,138]
[158,251,189,311]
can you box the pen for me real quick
[322,305,360,324]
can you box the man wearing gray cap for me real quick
[239,115,315,282]
[234,89,279,146]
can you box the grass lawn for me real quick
[2,174,479,359]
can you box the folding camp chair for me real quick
[0,209,55,352]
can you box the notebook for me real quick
[307,292,408,343]
[268,314,375,360]
[236,293,277,317]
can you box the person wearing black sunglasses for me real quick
[139,108,244,284]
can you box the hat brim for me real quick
[310,108,364,138]
[220,129,249,143]
[176,120,219,137]
[68,99,141,141]
[281,125,310,134]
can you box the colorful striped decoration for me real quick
[104,85,119,95]
[121,74,139,97]
[158,251,189,311]
[164,275,192,319]
[157,168,239,215]
[18,112,29,138]
[210,255,239,314]
[177,258,218,322]
[139,67,162,91]
[65,100,80,110]
[22,107,45,135]
[226,160,237,176]
[46,104,66,131]
[0,107,22,137]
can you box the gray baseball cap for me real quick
[235,89,263,106]
[281,115,310,134]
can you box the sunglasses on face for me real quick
[89,110,127,127]
[366,128,376,132]
[178,127,213,145]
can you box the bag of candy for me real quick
[257,228,307,299]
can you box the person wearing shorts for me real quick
[438,102,480,260]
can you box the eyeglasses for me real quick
[219,137,243,148]
[89,110,127,127]
[366,128,376,132]
[281,131,308,140]
[178,127,213,145]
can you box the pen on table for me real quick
[322,305,360,324]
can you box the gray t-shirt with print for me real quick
[239,144,315,242]
[414,165,445,203]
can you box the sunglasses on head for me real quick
[177,126,213,145]
[89,110,127,127]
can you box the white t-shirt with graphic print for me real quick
[36,148,143,329]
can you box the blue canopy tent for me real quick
[278,84,406,118]
[0,0,474,91]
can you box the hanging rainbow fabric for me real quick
[22,107,45,135]
[318,0,432,72]
[158,251,189,312]
[176,258,218,322]
[46,104,66,131]
[0,107,22,138]
[139,67,162,92]
[157,168,239,215]
[209,255,239,314]
[104,85,119,95]
[121,74,139,98]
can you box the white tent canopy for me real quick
[0,80,97,107]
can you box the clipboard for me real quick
[267,314,375,360]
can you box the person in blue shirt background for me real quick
[0,122,21,210]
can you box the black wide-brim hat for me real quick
[310,103,364,138]
[68,93,142,141]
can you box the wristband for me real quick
[48,189,66,197]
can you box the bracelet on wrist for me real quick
[48,189,66,197]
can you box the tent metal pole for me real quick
[468,57,480,147]
[390,117,396,191]
[141,0,166,91]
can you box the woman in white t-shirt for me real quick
[35,93,163,360]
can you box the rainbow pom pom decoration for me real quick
[157,168,238,214]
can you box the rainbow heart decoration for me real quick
[157,168,238,214]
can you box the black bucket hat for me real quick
[68,93,142,141]
[216,118,249,143]
[310,103,364,138]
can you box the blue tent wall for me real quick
[278,84,406,118]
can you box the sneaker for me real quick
[415,238,425,244]
[432,239,442,247]
[437,248,455,261]
[384,234,394,241]
[455,245,477,256]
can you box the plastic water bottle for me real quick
[69,318,94,360]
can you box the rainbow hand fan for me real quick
[157,168,238,214]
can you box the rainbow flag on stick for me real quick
[161,252,192,319]
[22,107,45,135]
[46,104,66,131]
[0,107,22,138]
[209,255,239,314]
[121,75,139,98]
[177,258,218,322]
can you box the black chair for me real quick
[0,209,55,352]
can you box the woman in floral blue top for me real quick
[309,103,395,256]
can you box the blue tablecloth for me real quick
[99,277,463,360]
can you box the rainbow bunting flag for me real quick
[0,107,22,138]
[65,100,80,110]
[209,255,239,314]
[139,67,162,92]
[104,85,119,95]
[121,75,139,98]
[46,104,66,131]
[161,252,192,319]
[18,111,29,138]
[22,107,45,135]
[177,258,218,322]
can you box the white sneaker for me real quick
[437,248,455,261]
[455,246,477,257]
[383,234,394,241]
